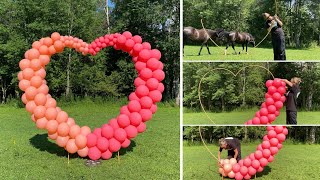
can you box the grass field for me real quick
[183,45,320,61]
[183,143,320,179]
[183,108,320,125]
[0,100,179,179]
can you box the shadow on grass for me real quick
[29,133,136,159]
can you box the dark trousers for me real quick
[286,111,297,125]
[271,28,286,61]
[227,148,241,162]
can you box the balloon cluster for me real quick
[18,31,164,160]
[245,79,286,125]
[218,158,238,178]
[218,126,288,179]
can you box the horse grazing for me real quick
[183,26,223,56]
[218,31,255,55]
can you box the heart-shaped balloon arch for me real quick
[18,31,165,160]
[198,73,290,179]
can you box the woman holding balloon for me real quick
[218,137,242,163]
[281,77,301,125]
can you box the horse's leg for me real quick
[206,42,211,55]
[198,43,204,56]
[246,42,249,54]
[225,43,229,55]
[231,42,237,55]
[241,43,245,54]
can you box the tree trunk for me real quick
[1,87,6,104]
[244,126,248,141]
[306,90,313,111]
[242,69,246,106]
[310,126,316,144]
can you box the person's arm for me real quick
[218,151,221,161]
[274,15,283,27]
[234,149,238,159]
[281,79,293,87]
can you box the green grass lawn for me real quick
[183,143,320,179]
[183,45,320,60]
[183,108,320,125]
[0,100,179,179]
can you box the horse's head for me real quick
[183,27,195,37]
[248,34,255,47]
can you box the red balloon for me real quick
[121,138,131,148]
[240,166,248,176]
[277,86,286,94]
[129,92,140,101]
[272,92,281,101]
[135,61,146,72]
[257,166,264,172]
[248,166,256,176]
[146,78,159,90]
[150,104,157,114]
[273,79,282,87]
[138,49,151,62]
[142,42,151,50]
[88,147,101,160]
[93,128,102,137]
[117,114,130,128]
[120,106,131,116]
[136,85,149,97]
[275,110,280,116]
[259,157,268,167]
[122,31,132,39]
[150,49,161,60]
[139,96,153,109]
[282,128,288,135]
[87,133,98,148]
[137,122,146,133]
[128,100,141,112]
[280,96,286,103]
[277,133,286,142]
[109,118,120,129]
[97,137,109,152]
[260,108,268,116]
[101,150,112,160]
[132,35,142,44]
[270,138,279,146]
[243,158,252,167]
[262,149,271,158]
[125,125,138,139]
[149,90,162,102]
[235,172,243,180]
[266,98,274,106]
[270,147,279,155]
[146,58,160,71]
[267,114,276,122]
[274,126,284,133]
[157,83,165,93]
[260,116,269,124]
[134,77,146,87]
[244,174,251,180]
[252,117,260,124]
[268,155,274,162]
[114,128,127,142]
[101,124,114,139]
[152,69,165,81]
[252,160,260,169]
[139,109,153,122]
[108,138,121,152]
[262,141,270,149]
[254,150,263,159]
[265,80,273,88]
[267,105,277,114]
[268,86,277,94]
[267,130,277,139]
[232,164,241,173]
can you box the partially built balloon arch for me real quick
[18,31,165,160]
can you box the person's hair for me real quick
[262,13,271,20]
[291,77,302,85]
[219,138,227,147]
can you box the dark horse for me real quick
[183,26,223,56]
[218,31,255,55]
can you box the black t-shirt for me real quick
[286,84,300,111]
[219,138,240,152]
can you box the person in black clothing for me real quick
[218,137,241,164]
[282,77,301,125]
[263,13,286,61]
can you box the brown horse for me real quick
[183,26,223,55]
[218,31,255,55]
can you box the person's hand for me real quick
[274,14,278,18]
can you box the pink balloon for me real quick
[265,80,273,88]
[267,105,277,114]
[267,130,277,139]
[267,114,276,122]
[101,150,112,160]
[273,79,282,87]
[139,68,153,80]
[268,86,277,94]
[262,141,270,149]
[97,137,109,152]
[243,158,252,167]
[260,108,268,116]
[128,100,141,112]
[252,160,260,169]
[248,166,256,176]
[139,96,153,109]
[109,138,121,152]
[277,133,286,142]
[139,109,153,122]
[114,128,127,142]
[266,98,274,106]
[270,147,279,155]
[88,147,101,160]
[260,116,269,124]
[101,124,114,139]
[254,150,263,159]
[117,114,130,128]
[244,174,251,180]
[87,133,98,148]
[146,58,160,71]
[129,92,139,101]
[240,166,248,176]
[136,85,149,97]
[121,138,131,148]
[138,49,151,62]
[228,171,235,178]
[134,77,146,87]
[93,128,102,137]
[146,78,159,90]
[268,155,274,162]
[137,122,146,133]
[149,90,162,102]
[270,138,279,146]
[262,149,271,158]
[277,86,286,94]
[235,172,243,180]
[259,158,268,167]
[125,125,138,139]
[232,164,241,173]
[274,126,284,133]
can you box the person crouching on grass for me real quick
[218,137,241,167]
[282,77,302,125]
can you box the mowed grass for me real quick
[183,45,320,61]
[0,100,179,179]
[183,108,320,125]
[183,143,320,179]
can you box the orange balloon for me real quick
[53,40,64,53]
[34,93,47,106]
[35,68,46,79]
[33,105,46,119]
[27,48,40,60]
[37,84,49,94]
[19,59,31,70]
[56,136,69,147]
[223,159,230,165]
[57,122,70,137]
[66,139,78,154]
[30,59,42,71]
[219,168,224,174]
[36,117,48,129]
[18,71,24,81]
[30,76,43,88]
[56,111,68,123]
[39,45,49,55]
[45,107,58,120]
[46,120,59,134]
[26,101,36,113]
[48,132,58,140]
[56,107,62,113]
[223,164,232,173]
[39,55,50,66]
[21,93,28,104]
[43,37,53,46]
[22,68,34,80]
[69,125,81,138]
[19,79,30,91]
[75,134,87,149]
[80,126,91,136]
[48,45,56,55]
[25,86,38,100]
[31,114,36,122]
[39,38,45,45]
[228,171,235,179]
[51,32,61,42]
[32,41,42,49]
[45,98,57,108]
[77,147,89,157]
[66,118,75,126]
[230,158,237,165]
